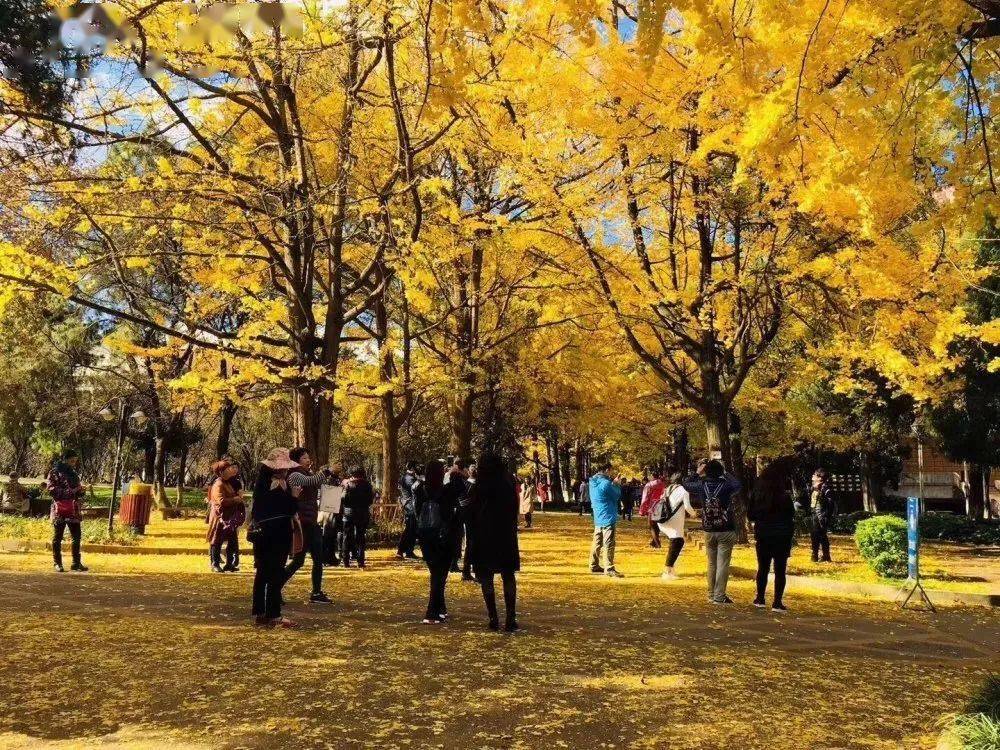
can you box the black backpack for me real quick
[652,484,683,524]
[701,480,731,532]
[416,482,445,535]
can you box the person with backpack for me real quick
[749,458,797,612]
[341,466,375,568]
[588,463,624,578]
[651,472,695,580]
[48,449,88,573]
[414,459,462,623]
[395,461,421,560]
[466,452,520,632]
[683,459,741,604]
[640,470,666,548]
[809,468,837,562]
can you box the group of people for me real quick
[585,459,838,611]
[39,442,838,627]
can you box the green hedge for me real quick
[854,515,908,578]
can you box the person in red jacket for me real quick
[48,449,88,573]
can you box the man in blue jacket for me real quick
[588,463,624,578]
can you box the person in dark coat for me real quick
[48,449,88,573]
[250,448,300,628]
[341,466,375,568]
[749,457,798,612]
[809,468,837,562]
[414,460,462,624]
[395,461,421,559]
[466,451,520,632]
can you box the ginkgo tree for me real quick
[473,0,994,495]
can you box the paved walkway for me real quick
[0,514,997,749]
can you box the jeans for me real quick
[210,528,240,571]
[252,533,291,619]
[665,537,685,567]
[756,534,792,605]
[396,514,417,556]
[341,512,369,567]
[480,569,516,625]
[810,521,831,561]
[704,530,738,601]
[589,525,616,570]
[322,515,342,565]
[420,540,451,620]
[52,519,81,567]
[283,521,324,593]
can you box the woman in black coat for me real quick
[466,452,520,632]
[250,448,301,628]
[748,457,798,613]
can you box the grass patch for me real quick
[0,515,139,546]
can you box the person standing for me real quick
[396,461,421,560]
[282,448,334,603]
[588,463,623,578]
[250,448,300,628]
[414,460,461,623]
[519,477,537,528]
[48,449,88,573]
[809,469,837,562]
[537,478,549,513]
[467,452,520,632]
[341,466,375,568]
[622,479,638,521]
[653,472,695,580]
[640,470,667,548]
[578,477,590,516]
[206,459,246,573]
[684,459,741,604]
[749,458,797,611]
[444,458,470,573]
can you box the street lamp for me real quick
[101,399,147,534]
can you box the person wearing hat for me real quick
[206,458,246,573]
[250,448,300,628]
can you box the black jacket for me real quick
[398,471,419,516]
[467,474,520,573]
[250,479,297,543]
[342,478,374,517]
[810,484,837,526]
[682,474,742,532]
[748,489,795,539]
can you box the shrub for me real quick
[0,515,137,546]
[967,674,1000,720]
[941,713,1000,750]
[922,512,977,541]
[854,515,908,578]
[832,511,877,535]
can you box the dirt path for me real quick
[1,513,996,749]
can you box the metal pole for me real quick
[917,437,925,511]
[107,399,127,534]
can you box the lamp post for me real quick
[99,400,148,534]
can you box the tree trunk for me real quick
[152,435,168,508]
[860,451,878,512]
[560,441,573,503]
[216,398,237,459]
[671,425,689,473]
[175,446,188,507]
[968,463,988,520]
[547,431,563,505]
[574,439,585,487]
[292,388,335,466]
[449,386,474,459]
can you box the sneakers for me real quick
[712,596,734,605]
[211,563,225,573]
[53,563,65,573]
[272,617,298,629]
[487,619,500,631]
[661,570,678,581]
[753,599,767,608]
[422,617,443,625]
[771,603,788,613]
[605,568,624,578]
[309,591,333,605]
[503,620,520,633]
[590,566,605,574]
[70,562,88,572]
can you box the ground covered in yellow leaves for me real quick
[1,513,997,749]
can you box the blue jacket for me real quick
[589,473,621,527]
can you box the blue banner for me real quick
[907,497,920,580]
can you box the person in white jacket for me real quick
[652,472,695,580]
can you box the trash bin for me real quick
[119,491,153,535]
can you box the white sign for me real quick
[319,485,344,515]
